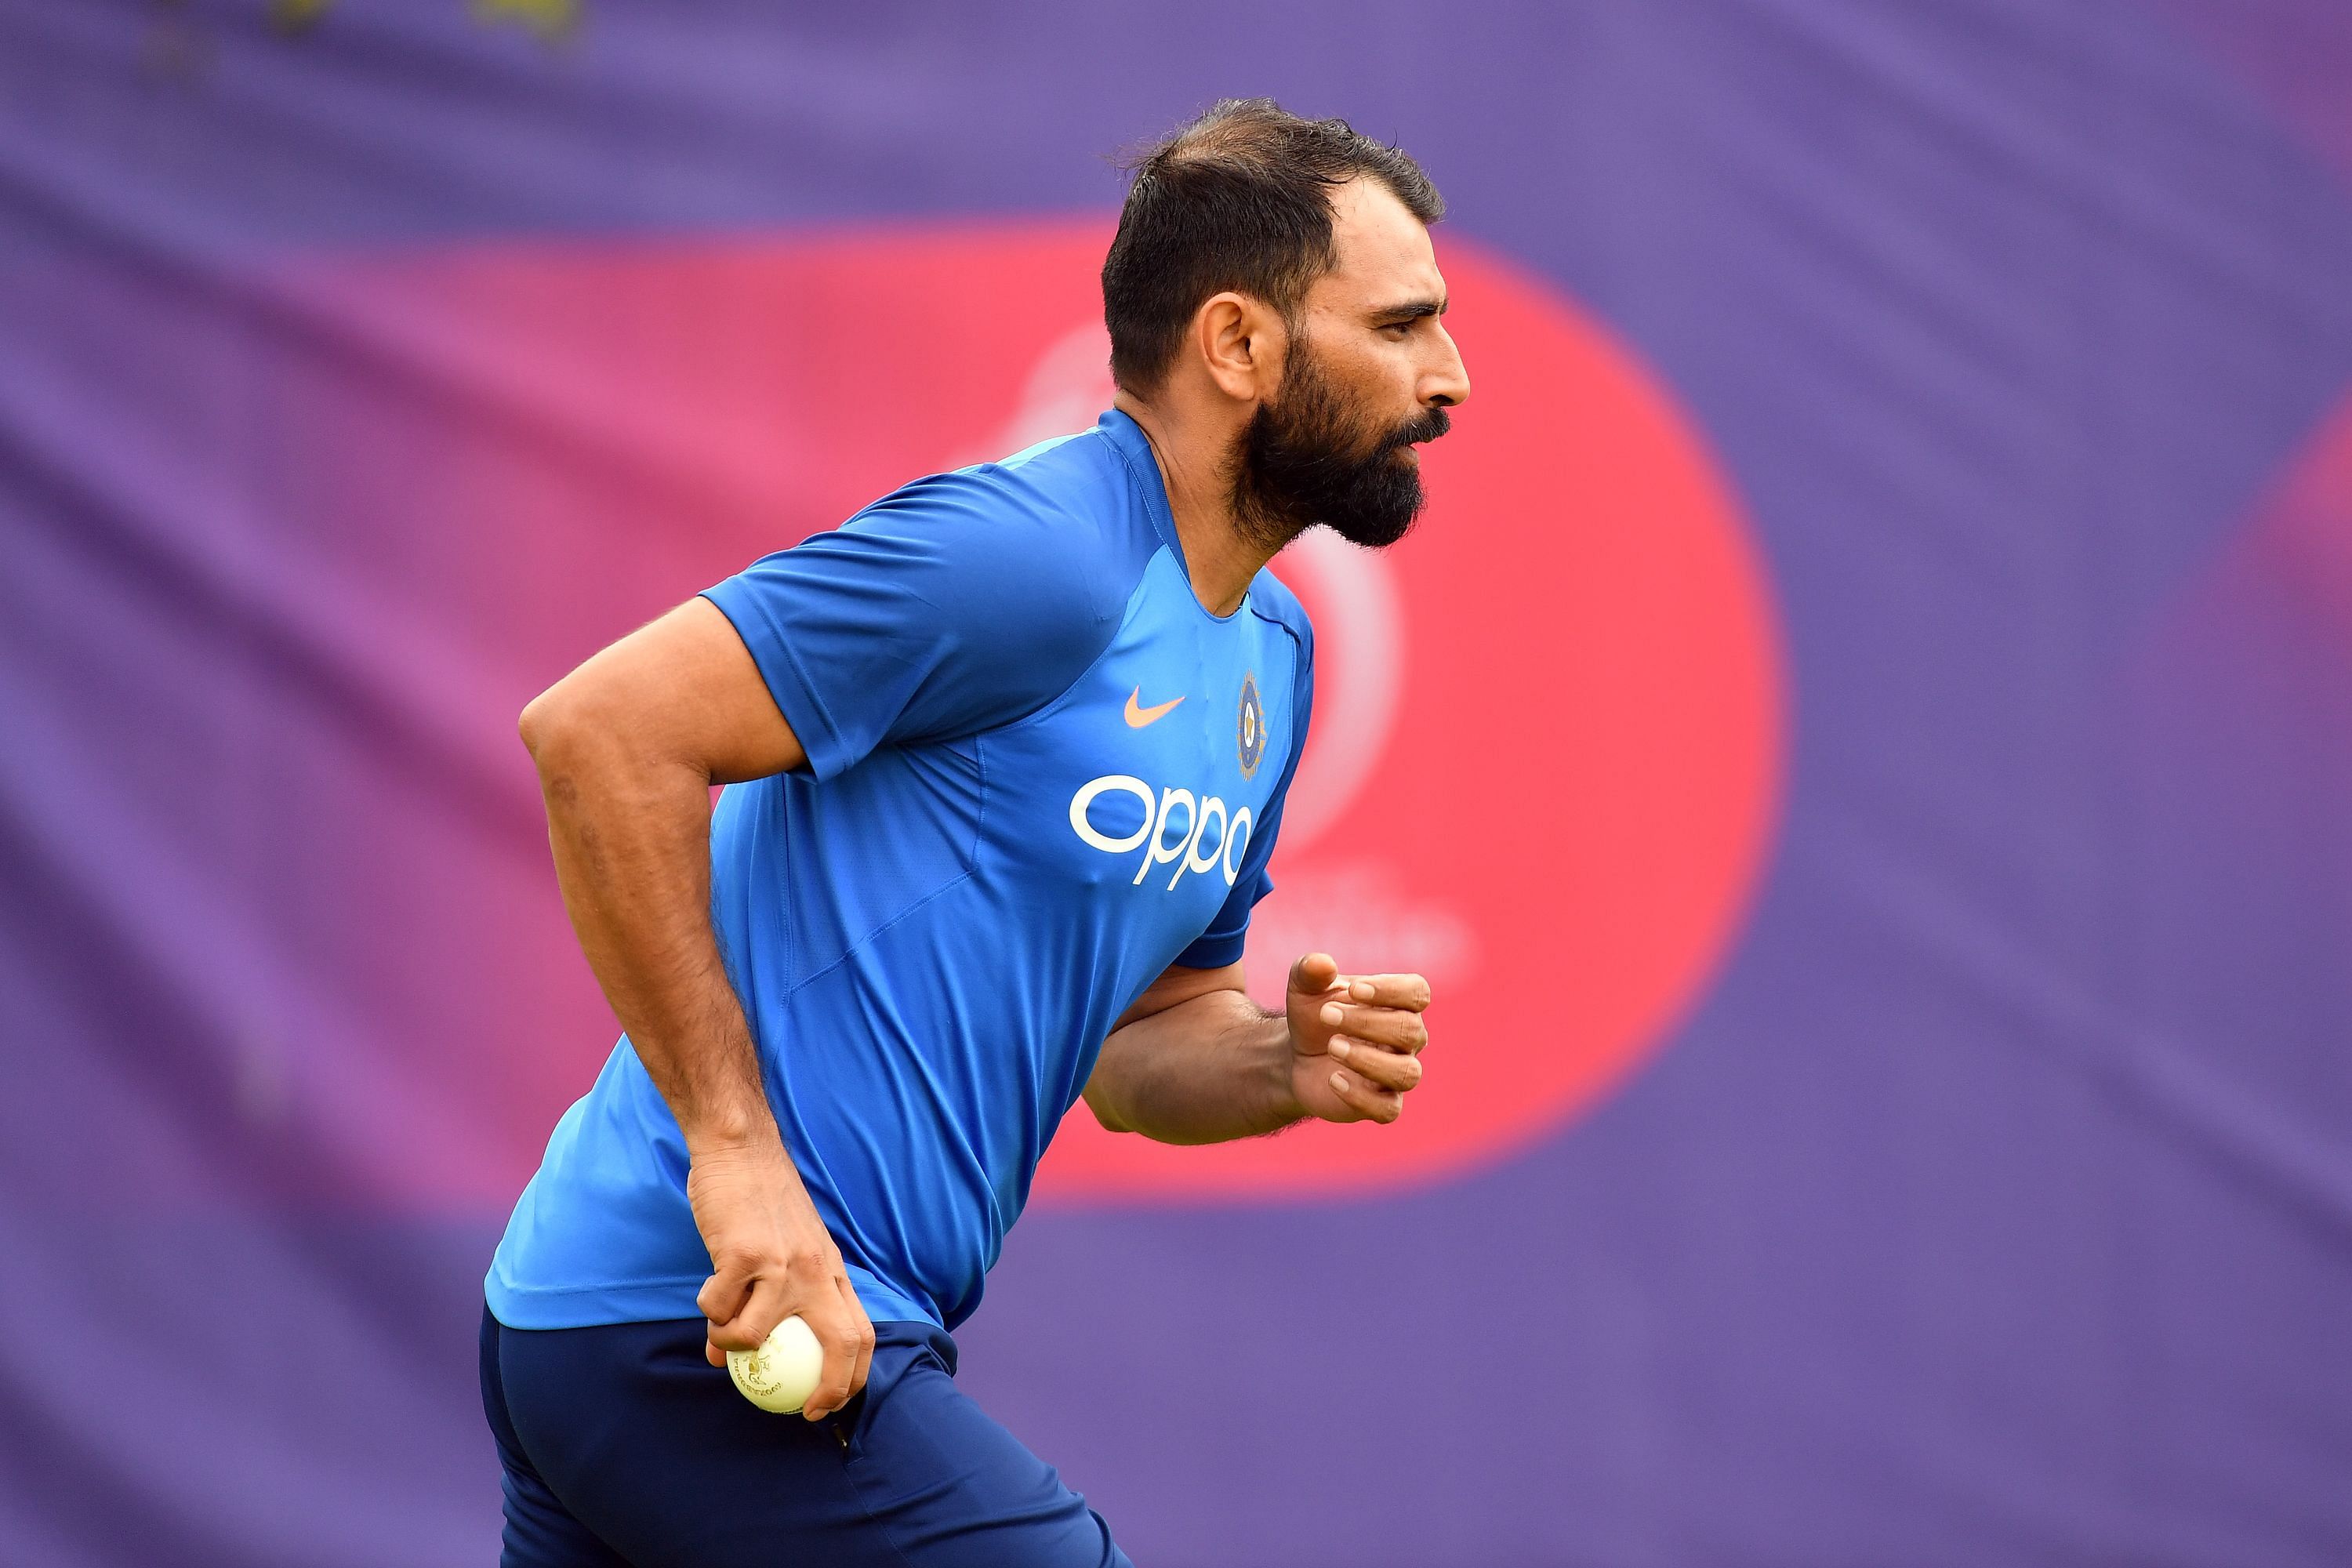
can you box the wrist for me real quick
[682,1111,785,1163]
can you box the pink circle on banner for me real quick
[275,225,1784,1206]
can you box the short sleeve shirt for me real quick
[488,410,1315,1331]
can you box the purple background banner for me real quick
[4,3,2352,1564]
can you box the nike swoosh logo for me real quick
[1123,687,1185,728]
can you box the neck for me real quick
[1112,390,1283,618]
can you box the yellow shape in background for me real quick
[267,0,332,33]
[474,0,580,41]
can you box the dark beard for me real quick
[1229,342,1452,551]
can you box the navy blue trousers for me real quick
[481,1305,1131,1567]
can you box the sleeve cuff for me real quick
[699,586,847,780]
[1174,930,1248,971]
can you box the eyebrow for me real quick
[1370,297,1447,323]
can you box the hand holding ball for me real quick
[726,1316,825,1414]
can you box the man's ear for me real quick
[1193,291,1285,404]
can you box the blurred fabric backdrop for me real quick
[5,2,2351,1564]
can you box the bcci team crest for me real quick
[1236,673,1268,779]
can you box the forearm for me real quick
[1087,989,1305,1145]
[527,708,774,1154]
[517,603,870,1412]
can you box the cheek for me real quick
[1306,325,1405,389]
[1330,344,1422,426]
[1373,343,1425,405]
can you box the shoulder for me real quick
[838,430,1157,647]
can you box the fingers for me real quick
[798,1289,876,1423]
[696,1267,874,1422]
[1289,951,1341,997]
[704,1269,789,1356]
[697,1255,757,1365]
[1317,1000,1428,1053]
[1326,1035,1424,1092]
[695,1250,751,1326]
[1323,1064,1403,1123]
[1294,963,1432,1113]
[836,1275,874,1421]
[1341,973,1431,1011]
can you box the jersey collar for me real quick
[1095,407,1188,573]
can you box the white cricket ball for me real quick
[725,1315,824,1414]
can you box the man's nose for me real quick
[1424,328,1471,408]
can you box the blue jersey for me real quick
[487,410,1314,1331]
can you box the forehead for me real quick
[1312,178,1443,307]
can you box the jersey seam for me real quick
[971,728,992,888]
[979,547,1163,740]
[781,864,980,1001]
[887,441,1134,751]
[1252,603,1313,759]
[985,429,1166,733]
[1247,597,1311,648]
[836,1450,926,1568]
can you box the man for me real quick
[481,98,1470,1567]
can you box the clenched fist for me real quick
[1283,952,1431,1125]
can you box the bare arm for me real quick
[519,596,873,1421]
[1083,953,1432,1145]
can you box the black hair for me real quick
[1100,99,1444,394]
